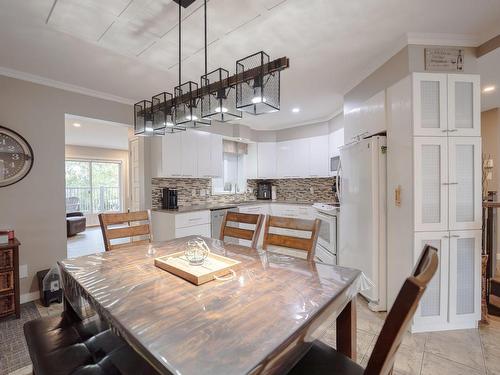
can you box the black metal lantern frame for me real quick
[152,92,186,133]
[236,51,280,115]
[174,81,211,127]
[134,100,164,136]
[201,68,242,122]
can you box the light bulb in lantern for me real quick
[186,114,198,121]
[215,106,228,113]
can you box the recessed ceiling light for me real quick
[292,107,300,113]
[73,123,81,127]
[483,86,496,93]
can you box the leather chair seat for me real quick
[67,212,86,237]
[288,340,364,375]
[24,313,160,375]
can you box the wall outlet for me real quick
[310,187,314,195]
[200,189,206,197]
[19,264,28,278]
[192,189,197,197]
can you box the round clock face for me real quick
[0,126,34,187]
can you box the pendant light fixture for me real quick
[173,0,210,128]
[134,0,290,136]
[151,92,185,134]
[236,51,280,115]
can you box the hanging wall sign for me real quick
[425,47,464,71]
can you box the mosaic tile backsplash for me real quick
[152,177,337,209]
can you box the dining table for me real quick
[58,236,362,375]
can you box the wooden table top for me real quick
[59,236,361,375]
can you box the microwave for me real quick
[330,156,340,173]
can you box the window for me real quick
[212,142,247,194]
[65,159,122,213]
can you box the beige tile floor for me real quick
[10,297,500,375]
[320,298,500,375]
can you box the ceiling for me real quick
[1,0,500,130]
[65,115,130,150]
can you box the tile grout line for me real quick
[478,325,489,375]
[427,351,487,374]
[419,333,428,375]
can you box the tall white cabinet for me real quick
[387,72,481,332]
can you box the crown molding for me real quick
[0,66,136,105]
[406,32,480,47]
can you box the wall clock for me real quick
[0,126,34,187]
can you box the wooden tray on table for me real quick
[154,251,241,285]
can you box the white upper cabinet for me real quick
[309,135,329,177]
[245,143,258,179]
[163,131,182,177]
[196,131,212,178]
[294,139,309,177]
[414,137,448,232]
[210,134,223,178]
[448,137,481,230]
[329,128,344,157]
[413,73,448,136]
[413,73,480,136]
[257,142,276,179]
[276,140,294,178]
[196,131,223,178]
[448,74,481,136]
[180,131,197,177]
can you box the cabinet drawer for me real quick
[175,224,211,238]
[0,293,14,317]
[0,271,14,293]
[175,211,210,229]
[315,245,337,265]
[0,249,13,270]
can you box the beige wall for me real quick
[0,75,131,297]
[482,108,500,258]
[65,145,131,219]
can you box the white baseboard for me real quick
[20,291,39,304]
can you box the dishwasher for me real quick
[210,206,238,242]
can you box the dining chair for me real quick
[262,215,321,261]
[98,210,152,251]
[287,244,438,375]
[219,211,264,249]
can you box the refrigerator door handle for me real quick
[336,158,342,202]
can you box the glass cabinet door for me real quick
[448,230,481,324]
[448,74,481,136]
[448,137,482,230]
[414,137,448,231]
[413,232,449,332]
[413,73,448,136]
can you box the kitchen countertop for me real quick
[152,200,334,214]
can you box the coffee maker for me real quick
[257,181,272,200]
[162,188,178,209]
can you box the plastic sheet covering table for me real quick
[58,236,362,375]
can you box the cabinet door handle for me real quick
[448,129,458,132]
[442,182,458,185]
[450,234,460,238]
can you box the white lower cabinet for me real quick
[152,210,210,242]
[412,230,481,332]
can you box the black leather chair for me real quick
[24,312,160,375]
[66,212,86,237]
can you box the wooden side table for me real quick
[0,238,20,319]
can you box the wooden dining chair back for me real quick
[262,215,321,261]
[364,244,438,374]
[219,211,264,249]
[98,210,152,251]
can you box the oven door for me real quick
[315,211,336,253]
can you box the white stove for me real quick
[312,202,339,265]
